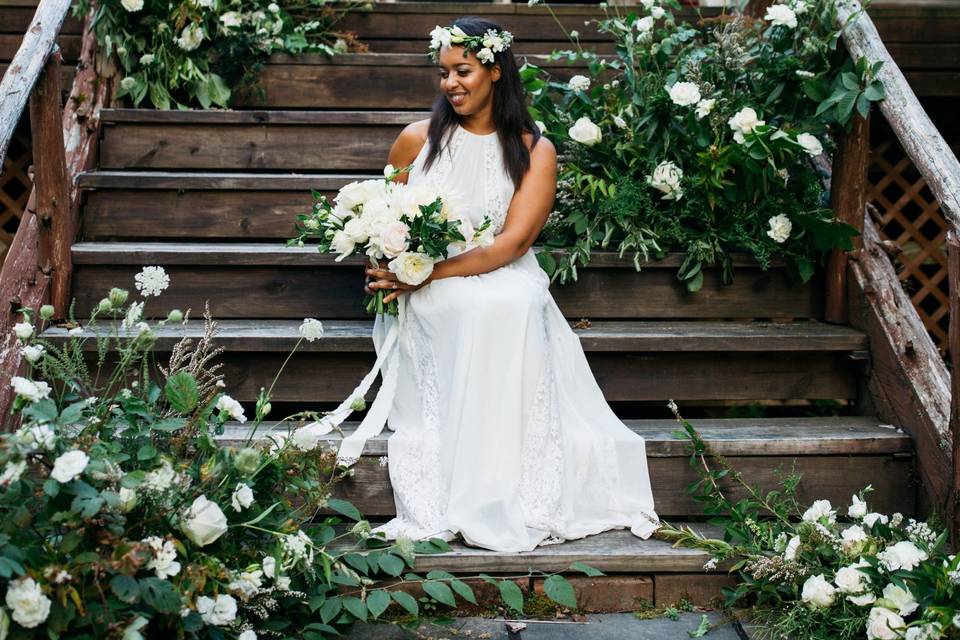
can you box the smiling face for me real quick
[437,44,501,116]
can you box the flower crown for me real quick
[427,25,514,64]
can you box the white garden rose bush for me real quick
[525,0,883,291]
[70,0,367,109]
[661,406,960,640]
[0,271,587,637]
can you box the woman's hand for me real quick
[364,262,428,304]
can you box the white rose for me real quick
[568,75,591,92]
[120,0,143,11]
[21,345,44,364]
[477,47,495,64]
[331,230,356,261]
[0,460,27,487]
[291,421,333,452]
[5,577,51,629]
[866,607,905,640]
[881,583,918,616]
[728,107,765,143]
[196,594,237,626]
[13,322,33,341]
[11,377,51,403]
[176,23,204,51]
[695,98,716,120]
[388,252,434,286]
[765,4,798,28]
[668,82,701,107]
[802,499,835,523]
[801,574,835,608]
[651,6,665,19]
[220,11,242,27]
[568,117,602,146]
[835,565,870,593]
[379,221,411,259]
[215,394,246,424]
[864,512,889,528]
[646,161,684,201]
[796,132,823,156]
[841,525,868,553]
[231,483,254,512]
[51,450,89,483]
[848,494,868,519]
[784,535,801,560]
[299,318,324,342]
[848,592,877,606]
[878,541,928,572]
[342,216,370,245]
[767,214,792,243]
[22,424,55,450]
[181,495,229,547]
[635,15,654,32]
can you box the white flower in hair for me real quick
[477,48,495,64]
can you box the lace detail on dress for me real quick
[432,126,467,187]
[385,311,449,533]
[483,135,508,234]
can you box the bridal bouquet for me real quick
[291,165,494,316]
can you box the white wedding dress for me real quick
[331,123,660,552]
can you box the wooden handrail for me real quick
[0,0,73,166]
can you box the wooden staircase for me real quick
[46,2,921,609]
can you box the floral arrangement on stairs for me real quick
[660,404,960,640]
[0,267,591,638]
[70,0,369,109]
[525,0,885,291]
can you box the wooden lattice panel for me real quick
[0,117,31,266]
[867,110,960,352]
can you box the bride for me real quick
[350,16,660,553]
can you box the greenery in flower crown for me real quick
[428,24,514,64]
[524,0,883,291]
[659,403,959,640]
[0,268,595,638]
[70,0,369,109]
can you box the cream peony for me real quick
[728,107,765,143]
[568,75,591,92]
[51,450,89,483]
[866,606,905,640]
[835,565,870,594]
[181,495,229,547]
[388,252,435,286]
[881,583,918,616]
[668,82,701,107]
[568,117,602,146]
[5,577,51,628]
[797,132,823,156]
[878,541,928,572]
[231,483,254,512]
[801,574,836,608]
[765,4,798,28]
[646,161,684,201]
[767,214,792,243]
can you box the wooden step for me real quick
[217,417,914,518]
[46,319,864,403]
[70,242,824,320]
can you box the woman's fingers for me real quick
[366,268,396,280]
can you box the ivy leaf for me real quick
[543,575,577,609]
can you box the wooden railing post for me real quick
[949,230,960,545]
[825,113,869,325]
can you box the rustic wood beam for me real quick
[949,230,960,543]
[0,0,72,165]
[825,113,869,324]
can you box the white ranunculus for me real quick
[176,23,204,51]
[20,345,44,364]
[13,322,33,341]
[568,75,591,92]
[835,565,870,593]
[881,583,918,616]
[388,252,434,286]
[796,132,823,156]
[51,450,89,483]
[866,607,905,640]
[695,98,716,120]
[841,524,868,553]
[848,494,868,519]
[668,82,701,107]
[765,4,798,28]
[181,495,229,547]
[120,0,143,11]
[767,214,792,243]
[568,117,602,146]
[215,394,247,424]
[784,535,801,560]
[728,107,765,144]
[0,460,26,487]
[291,421,333,452]
[196,594,237,626]
[848,592,877,606]
[11,376,51,403]
[864,512,890,528]
[299,318,324,342]
[379,221,411,259]
[646,161,684,201]
[477,47,495,64]
[878,541,928,572]
[231,483,254,512]
[635,16,654,32]
[5,577,51,628]
[801,574,835,608]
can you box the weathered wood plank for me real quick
[0,32,79,61]
[46,319,867,353]
[0,7,82,34]
[77,171,367,190]
[217,417,910,457]
[99,108,429,125]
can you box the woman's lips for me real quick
[449,93,467,106]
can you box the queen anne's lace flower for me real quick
[134,266,170,297]
[568,75,591,92]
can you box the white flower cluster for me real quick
[143,536,182,579]
[134,266,170,297]
[427,25,514,64]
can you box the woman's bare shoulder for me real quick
[390,119,431,164]
[524,131,556,161]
